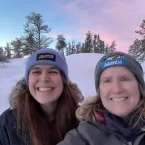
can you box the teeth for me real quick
[38,87,52,92]
[111,97,127,101]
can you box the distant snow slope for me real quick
[1,53,144,114]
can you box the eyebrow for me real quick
[100,74,134,80]
[100,77,112,81]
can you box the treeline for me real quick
[56,32,116,56]
[0,12,117,63]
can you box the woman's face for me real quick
[99,66,140,117]
[28,65,63,111]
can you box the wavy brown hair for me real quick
[9,75,84,145]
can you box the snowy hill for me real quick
[0,53,145,115]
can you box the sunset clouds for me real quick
[0,0,145,52]
[50,0,145,52]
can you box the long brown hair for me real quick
[9,76,83,145]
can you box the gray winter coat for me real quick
[57,120,145,145]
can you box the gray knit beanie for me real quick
[25,48,68,83]
[95,51,145,91]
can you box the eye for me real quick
[120,77,131,81]
[102,78,111,83]
[30,70,41,74]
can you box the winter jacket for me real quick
[0,108,31,145]
[0,77,83,145]
[57,119,145,145]
[0,78,31,145]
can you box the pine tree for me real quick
[22,33,36,55]
[129,19,145,62]
[0,47,8,63]
[93,34,105,54]
[98,39,105,54]
[108,41,116,53]
[81,43,85,53]
[11,38,23,58]
[71,40,77,54]
[24,12,52,50]
[93,34,100,53]
[83,31,93,53]
[129,39,145,62]
[55,34,67,55]
[76,42,82,53]
[135,20,145,37]
[66,42,71,56]
[105,44,109,54]
[0,47,4,62]
[4,43,12,59]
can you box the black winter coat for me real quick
[0,108,31,145]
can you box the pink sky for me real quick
[1,0,145,53]
[51,0,145,52]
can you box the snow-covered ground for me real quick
[1,53,145,115]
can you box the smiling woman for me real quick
[58,51,145,145]
[28,65,64,116]
[0,48,84,145]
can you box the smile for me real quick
[38,87,53,92]
[110,97,128,101]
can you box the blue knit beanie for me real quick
[25,48,68,83]
[95,51,145,91]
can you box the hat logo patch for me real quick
[36,53,56,61]
[100,58,127,69]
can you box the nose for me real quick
[39,72,50,82]
[112,80,123,94]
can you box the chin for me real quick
[113,112,129,118]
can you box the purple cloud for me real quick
[53,0,145,52]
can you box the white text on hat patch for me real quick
[104,60,123,67]
[100,58,127,69]
[37,53,56,61]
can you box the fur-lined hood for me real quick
[9,77,84,109]
[9,77,27,109]
[75,96,99,121]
